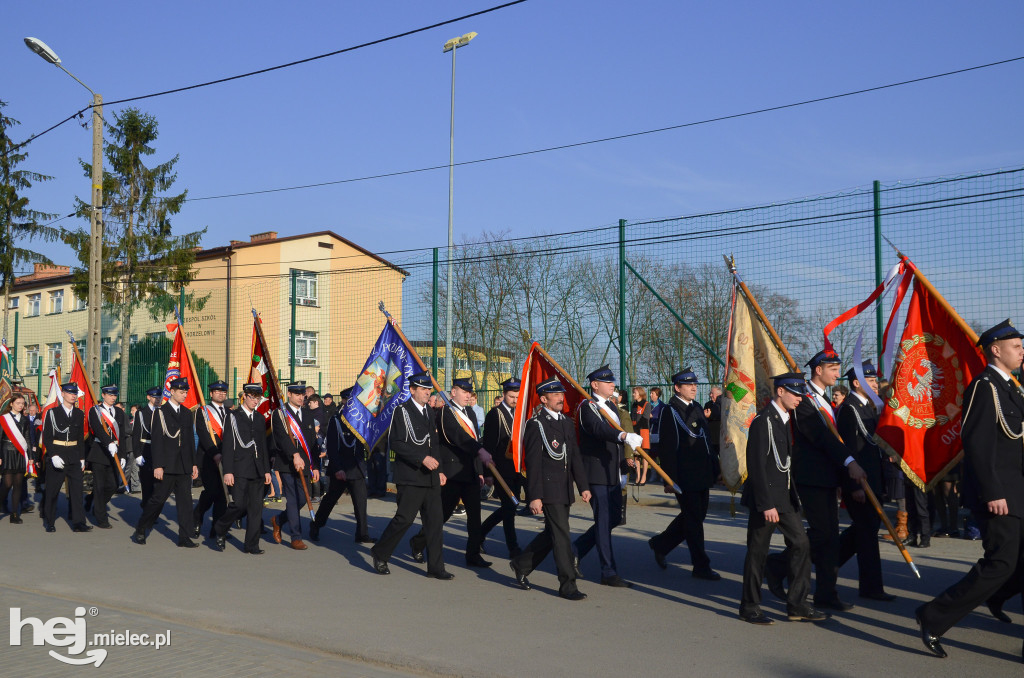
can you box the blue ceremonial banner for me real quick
[340,321,418,451]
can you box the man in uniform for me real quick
[41,382,90,533]
[510,378,591,600]
[739,373,827,625]
[213,383,271,554]
[915,320,1024,660]
[193,381,230,539]
[371,370,452,579]
[311,387,374,544]
[87,385,126,529]
[836,362,894,602]
[572,365,642,587]
[480,378,522,558]
[765,349,867,612]
[648,368,721,580]
[132,387,162,508]
[133,378,199,547]
[270,382,319,550]
[410,377,494,568]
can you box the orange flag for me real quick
[68,347,96,436]
[161,324,201,409]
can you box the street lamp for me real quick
[24,37,103,393]
[441,31,476,391]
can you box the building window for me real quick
[290,270,318,306]
[75,295,87,311]
[101,338,111,365]
[473,359,485,372]
[27,294,41,317]
[292,330,318,365]
[147,332,163,342]
[456,358,470,371]
[130,334,138,346]
[76,339,86,357]
[7,297,17,310]
[25,345,39,375]
[47,343,61,370]
[48,290,64,314]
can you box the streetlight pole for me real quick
[442,31,476,392]
[25,37,103,393]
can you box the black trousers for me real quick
[838,491,884,595]
[649,488,711,571]
[919,513,1024,637]
[214,476,265,551]
[91,461,120,524]
[136,472,194,542]
[481,473,522,554]
[275,472,309,539]
[766,484,840,603]
[741,509,812,616]
[367,451,388,495]
[574,483,623,579]
[513,503,578,596]
[193,462,227,536]
[43,461,84,527]
[139,462,155,508]
[411,479,482,557]
[907,483,931,539]
[314,475,369,540]
[372,484,445,574]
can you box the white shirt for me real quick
[169,401,180,413]
[673,395,693,407]
[809,381,854,466]
[241,404,257,420]
[989,364,1012,383]
[771,400,790,424]
[61,403,75,418]
[594,395,620,423]
[544,407,562,420]
[852,391,869,406]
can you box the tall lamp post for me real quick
[441,31,476,391]
[25,37,103,393]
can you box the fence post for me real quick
[36,356,42,397]
[318,371,322,395]
[873,180,884,373]
[290,270,297,384]
[233,366,237,399]
[432,247,439,381]
[618,219,627,388]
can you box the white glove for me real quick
[135,456,145,467]
[108,442,118,457]
[120,458,126,469]
[624,433,643,450]
[51,456,65,470]
[81,460,86,471]
[477,447,493,466]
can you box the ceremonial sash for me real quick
[0,413,30,460]
[451,406,478,440]
[201,405,225,441]
[96,406,120,442]
[806,392,835,425]
[281,408,313,466]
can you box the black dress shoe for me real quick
[478,542,487,555]
[572,553,583,579]
[132,531,146,545]
[192,525,201,539]
[409,540,425,563]
[427,570,454,580]
[988,600,1012,623]
[246,547,265,555]
[71,523,93,533]
[765,568,787,602]
[560,590,587,601]
[372,556,390,575]
[309,523,320,542]
[692,568,722,581]
[788,608,828,622]
[21,504,34,513]
[860,591,896,602]
[915,610,947,658]
[213,536,226,551]
[355,536,377,544]
[648,538,667,570]
[95,522,113,529]
[600,575,633,588]
[510,562,531,590]
[45,524,56,533]
[815,598,854,612]
[466,554,492,568]
[739,611,774,625]
[177,539,200,548]
[10,515,23,524]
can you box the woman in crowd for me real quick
[630,386,651,485]
[0,393,32,524]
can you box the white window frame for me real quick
[8,297,18,310]
[25,345,39,375]
[290,270,318,305]
[27,294,41,317]
[49,289,64,314]
[292,330,317,364]
[74,295,87,311]
[101,338,111,365]
[46,343,61,370]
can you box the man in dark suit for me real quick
[132,387,162,508]
[213,383,271,554]
[311,387,374,544]
[510,378,591,599]
[649,368,721,580]
[410,377,494,568]
[572,365,642,588]
[270,382,320,551]
[739,373,827,625]
[193,381,230,539]
[41,382,90,533]
[133,378,199,547]
[916,320,1024,660]
[766,349,867,612]
[836,362,894,602]
[86,385,126,529]
[480,378,522,558]
[371,370,453,579]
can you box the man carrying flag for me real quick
[41,383,89,533]
[270,382,319,551]
[193,381,231,539]
[86,385,126,529]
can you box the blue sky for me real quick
[3,1,1023,270]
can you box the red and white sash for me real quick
[451,406,478,440]
[805,392,835,425]
[281,408,312,465]
[202,405,225,441]
[0,413,30,460]
[96,406,120,442]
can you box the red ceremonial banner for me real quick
[249,314,282,427]
[162,325,200,409]
[68,348,95,436]
[875,279,985,490]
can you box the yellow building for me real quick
[6,230,406,402]
[411,341,515,399]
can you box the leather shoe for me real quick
[213,536,226,551]
[739,611,774,625]
[132,531,146,544]
[271,516,282,544]
[692,568,722,581]
[860,591,896,602]
[815,598,854,612]
[45,524,56,533]
[788,608,828,622]
[10,515,23,524]
[409,539,425,563]
[427,570,455,580]
[559,590,587,601]
[290,538,308,550]
[355,536,377,544]
[192,524,201,539]
[600,575,633,588]
[988,600,1012,623]
[466,554,492,568]
[71,523,93,533]
[915,609,947,658]
[95,522,113,529]
[510,562,531,590]
[648,538,667,570]
[372,556,390,575]
[246,547,265,555]
[572,553,583,579]
[21,504,34,513]
[177,539,200,548]
[309,523,320,542]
